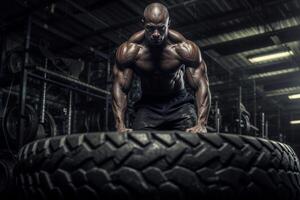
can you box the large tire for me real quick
[0,159,14,193]
[0,153,17,199]
[15,131,300,200]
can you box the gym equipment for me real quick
[15,131,300,200]
[36,111,57,139]
[39,44,84,78]
[215,108,221,133]
[5,50,34,75]
[6,51,23,74]
[223,102,258,135]
[0,157,15,196]
[234,113,251,133]
[0,50,25,86]
[88,69,106,85]
[2,104,39,147]
[207,108,222,133]
[84,111,101,132]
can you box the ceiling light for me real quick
[248,51,294,63]
[248,67,299,79]
[290,120,300,125]
[265,86,300,97]
[289,94,300,99]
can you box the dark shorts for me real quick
[132,90,197,130]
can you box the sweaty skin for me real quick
[112,3,211,133]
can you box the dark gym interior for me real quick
[0,0,300,199]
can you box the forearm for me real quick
[195,82,211,125]
[112,82,128,129]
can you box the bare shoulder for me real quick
[116,31,144,67]
[168,29,201,63]
[168,29,186,43]
[175,39,201,64]
[128,30,144,43]
[116,42,140,67]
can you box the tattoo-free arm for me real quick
[185,60,211,129]
[112,64,133,132]
[112,42,139,132]
[177,40,211,133]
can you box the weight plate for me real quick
[3,104,39,146]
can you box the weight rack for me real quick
[17,16,112,149]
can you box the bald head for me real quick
[143,3,169,24]
[143,3,170,46]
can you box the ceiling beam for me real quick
[201,24,300,55]
[57,0,297,55]
[72,1,118,15]
[179,0,296,33]
[54,0,207,53]
[72,0,220,41]
[53,5,119,47]
[1,0,60,31]
[187,7,300,42]
[283,104,300,112]
[83,0,293,40]
[261,73,300,91]
[32,18,109,59]
[86,2,299,57]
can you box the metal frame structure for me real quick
[17,16,111,149]
[18,16,31,149]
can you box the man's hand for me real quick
[186,124,207,134]
[117,127,133,133]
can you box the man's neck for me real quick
[146,39,168,51]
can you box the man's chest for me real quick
[134,45,183,73]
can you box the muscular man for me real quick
[112,3,210,133]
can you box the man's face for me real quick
[144,20,169,46]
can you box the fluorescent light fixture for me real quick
[248,51,294,63]
[290,120,300,125]
[265,86,300,97]
[248,67,299,79]
[289,94,300,99]
[210,81,224,86]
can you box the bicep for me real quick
[113,64,133,92]
[177,40,208,87]
[185,60,208,89]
